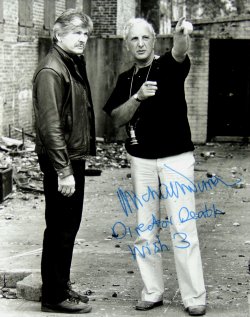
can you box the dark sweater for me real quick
[103,51,194,159]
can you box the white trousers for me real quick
[130,152,206,308]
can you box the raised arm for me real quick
[172,17,193,63]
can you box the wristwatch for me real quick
[133,93,142,102]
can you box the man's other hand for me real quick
[58,175,75,197]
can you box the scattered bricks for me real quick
[16,273,42,302]
[0,270,32,288]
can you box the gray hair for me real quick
[52,9,93,43]
[123,18,156,41]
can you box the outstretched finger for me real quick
[176,16,186,29]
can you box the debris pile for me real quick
[0,137,248,197]
[87,142,130,170]
[0,136,131,195]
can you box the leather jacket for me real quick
[33,44,96,178]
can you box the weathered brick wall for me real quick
[0,0,32,138]
[87,16,250,143]
[0,0,126,139]
[56,0,66,19]
[0,0,68,139]
[1,0,250,144]
[33,0,44,35]
[91,0,117,36]
[186,37,209,144]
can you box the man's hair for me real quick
[123,18,156,41]
[52,9,93,43]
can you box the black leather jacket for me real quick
[33,44,96,178]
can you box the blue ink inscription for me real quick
[112,203,224,241]
[135,213,173,236]
[116,168,240,217]
[179,203,224,223]
[112,214,173,240]
[128,235,170,260]
[173,232,190,249]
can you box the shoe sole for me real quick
[135,301,163,311]
[187,308,206,316]
[188,311,206,316]
[41,306,92,314]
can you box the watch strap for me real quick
[134,94,142,102]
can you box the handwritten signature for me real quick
[116,165,240,217]
[179,203,224,223]
[112,202,225,259]
[112,202,224,239]
[128,235,170,260]
[127,232,192,260]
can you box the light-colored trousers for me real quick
[130,152,206,308]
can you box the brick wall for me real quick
[91,0,117,36]
[0,0,26,138]
[0,0,125,140]
[56,0,66,19]
[88,16,250,143]
[0,0,69,139]
[1,1,250,144]
[0,0,128,140]
[186,37,209,144]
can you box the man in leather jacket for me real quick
[33,9,95,314]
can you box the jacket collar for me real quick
[53,43,85,63]
[53,44,86,83]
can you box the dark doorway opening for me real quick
[207,39,250,142]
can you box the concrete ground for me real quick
[0,143,250,317]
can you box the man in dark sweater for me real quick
[103,17,206,316]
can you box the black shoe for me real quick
[67,281,89,303]
[187,305,206,316]
[41,298,92,314]
[135,300,163,311]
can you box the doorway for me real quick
[207,39,250,141]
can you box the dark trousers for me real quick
[38,155,86,304]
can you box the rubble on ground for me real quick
[0,136,130,195]
[0,136,248,198]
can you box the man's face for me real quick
[126,23,155,62]
[58,26,89,55]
